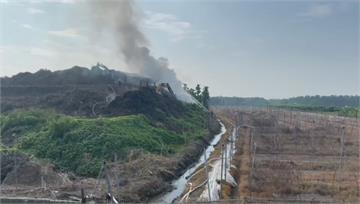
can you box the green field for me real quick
[272,105,359,118]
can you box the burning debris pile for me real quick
[86,0,194,103]
[0,64,181,117]
[0,67,218,202]
[1,0,198,115]
[0,0,216,202]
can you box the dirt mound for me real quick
[1,151,29,183]
[1,151,71,187]
[0,65,222,202]
[0,65,153,116]
[1,64,150,86]
[105,87,185,120]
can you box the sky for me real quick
[0,0,359,98]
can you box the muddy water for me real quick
[153,122,226,203]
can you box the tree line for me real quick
[269,95,359,108]
[211,95,359,108]
[184,84,210,109]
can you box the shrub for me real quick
[1,105,209,177]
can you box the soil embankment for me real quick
[174,109,239,202]
[0,112,221,202]
[0,66,222,202]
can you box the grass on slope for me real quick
[0,105,209,177]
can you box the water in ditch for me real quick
[153,122,226,203]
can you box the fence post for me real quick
[225,143,227,181]
[204,148,211,201]
[220,144,224,199]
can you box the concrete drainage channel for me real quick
[154,121,227,203]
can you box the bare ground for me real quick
[207,108,360,203]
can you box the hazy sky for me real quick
[0,0,359,98]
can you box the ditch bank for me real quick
[164,113,241,203]
[110,111,223,202]
[0,112,222,203]
[153,120,226,203]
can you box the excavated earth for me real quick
[0,66,221,202]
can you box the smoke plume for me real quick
[87,0,194,102]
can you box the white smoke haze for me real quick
[86,0,194,103]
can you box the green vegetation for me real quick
[210,96,269,107]
[210,95,359,118]
[272,105,359,118]
[269,95,359,108]
[0,146,21,154]
[211,95,359,108]
[184,84,210,108]
[0,105,209,177]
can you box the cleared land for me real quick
[204,108,359,203]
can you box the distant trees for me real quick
[210,97,269,107]
[183,84,210,109]
[211,95,360,108]
[269,95,360,108]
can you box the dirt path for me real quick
[235,126,252,200]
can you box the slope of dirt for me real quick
[105,86,184,120]
[0,65,152,116]
[0,66,222,202]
